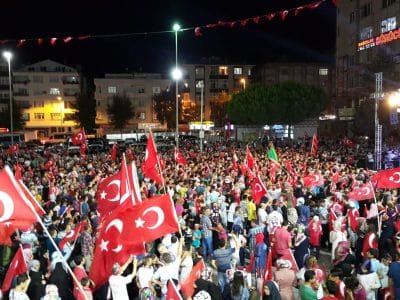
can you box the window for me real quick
[360,2,372,18]
[383,0,396,8]
[49,76,59,83]
[32,76,43,83]
[138,112,146,119]
[219,66,228,75]
[50,113,61,120]
[381,17,397,33]
[97,101,101,107]
[49,88,60,95]
[108,86,117,94]
[138,88,145,93]
[360,26,373,39]
[350,12,355,23]
[210,66,218,75]
[33,101,44,108]
[152,87,160,94]
[234,67,242,75]
[319,68,329,76]
[22,113,29,121]
[195,67,205,78]
[34,113,44,120]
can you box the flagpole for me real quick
[7,167,89,300]
[149,129,167,193]
[369,181,381,237]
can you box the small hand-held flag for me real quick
[311,134,318,156]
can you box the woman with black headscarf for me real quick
[194,278,222,300]
[263,281,281,300]
[49,261,74,300]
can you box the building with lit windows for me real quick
[180,64,254,121]
[12,59,81,138]
[0,59,10,113]
[336,0,400,119]
[94,73,171,131]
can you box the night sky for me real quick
[0,0,336,77]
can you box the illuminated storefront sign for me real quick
[357,27,400,51]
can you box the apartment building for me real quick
[180,64,254,121]
[94,73,171,131]
[0,59,9,113]
[12,59,80,137]
[336,0,400,119]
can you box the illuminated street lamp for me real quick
[240,78,246,90]
[3,51,13,145]
[172,23,181,149]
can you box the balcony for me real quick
[14,91,29,96]
[209,88,229,93]
[209,74,229,80]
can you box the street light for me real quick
[172,23,181,149]
[240,78,246,90]
[57,96,64,131]
[3,51,13,145]
[196,80,205,152]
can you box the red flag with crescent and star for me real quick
[372,167,400,189]
[303,172,324,188]
[80,142,87,155]
[2,246,27,292]
[246,146,255,169]
[0,166,38,228]
[347,183,374,201]
[251,175,269,205]
[7,144,19,155]
[166,279,183,300]
[180,259,205,298]
[110,143,118,161]
[143,131,163,185]
[96,172,122,217]
[59,222,85,250]
[71,128,86,145]
[174,148,187,165]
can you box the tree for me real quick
[107,94,134,133]
[0,100,25,130]
[210,92,231,127]
[153,88,176,129]
[227,82,328,133]
[70,94,96,133]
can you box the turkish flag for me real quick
[180,259,205,298]
[17,180,45,217]
[71,128,86,145]
[166,279,183,300]
[0,223,16,245]
[263,249,272,282]
[246,146,255,169]
[2,246,27,292]
[126,147,134,161]
[15,163,22,181]
[119,194,180,244]
[80,143,87,155]
[143,132,163,184]
[343,137,356,148]
[311,134,318,156]
[284,160,293,175]
[303,173,324,187]
[232,151,239,171]
[110,143,117,161]
[372,167,400,189]
[59,222,84,250]
[347,183,374,201]
[127,161,142,205]
[251,175,268,205]
[7,144,19,155]
[0,166,38,228]
[174,148,187,165]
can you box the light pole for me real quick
[196,80,205,152]
[240,78,246,90]
[57,96,63,131]
[3,51,13,145]
[172,23,181,149]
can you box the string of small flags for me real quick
[0,0,335,48]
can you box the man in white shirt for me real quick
[108,256,138,300]
[258,201,268,229]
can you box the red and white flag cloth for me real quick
[232,150,239,171]
[80,143,87,155]
[174,148,187,165]
[71,128,86,145]
[14,163,22,181]
[246,146,255,169]
[310,134,318,156]
[7,144,19,155]
[0,166,38,228]
[303,172,324,188]
[126,147,134,161]
[343,137,356,148]
[143,131,163,185]
[347,183,374,201]
[127,161,143,205]
[372,167,400,189]
[180,259,205,298]
[59,222,84,250]
[2,246,27,292]
[166,279,183,300]
[110,143,118,161]
[251,175,269,205]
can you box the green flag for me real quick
[268,144,279,163]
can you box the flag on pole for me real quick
[143,131,163,184]
[311,134,318,156]
[71,128,86,145]
[166,279,183,300]
[267,143,279,166]
[174,148,187,165]
[180,259,205,298]
[1,246,27,292]
[246,146,255,169]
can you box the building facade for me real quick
[181,64,254,121]
[94,73,171,132]
[0,59,10,114]
[336,0,400,117]
[12,59,80,138]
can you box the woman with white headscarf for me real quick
[330,218,347,262]
[274,259,296,300]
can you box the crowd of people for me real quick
[0,137,400,300]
